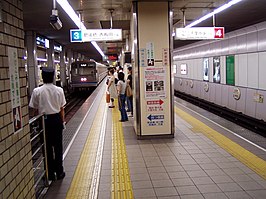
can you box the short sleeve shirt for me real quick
[29,84,66,115]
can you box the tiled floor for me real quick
[113,109,266,199]
[45,82,266,198]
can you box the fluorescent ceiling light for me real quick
[186,0,243,28]
[56,0,105,57]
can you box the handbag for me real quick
[126,85,132,97]
[106,91,110,103]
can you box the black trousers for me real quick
[44,113,64,180]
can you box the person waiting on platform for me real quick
[107,68,118,108]
[29,67,66,181]
[126,66,133,117]
[117,72,128,122]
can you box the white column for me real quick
[132,1,174,138]
[25,31,38,95]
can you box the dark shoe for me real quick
[57,172,65,180]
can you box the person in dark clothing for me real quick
[126,66,133,116]
[29,67,66,181]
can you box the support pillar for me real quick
[60,47,66,87]
[132,1,174,138]
[25,31,38,95]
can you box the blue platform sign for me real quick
[70,29,82,42]
[147,114,164,121]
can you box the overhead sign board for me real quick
[175,27,224,40]
[70,29,82,42]
[70,29,122,42]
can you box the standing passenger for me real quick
[107,68,117,108]
[29,67,66,181]
[117,72,128,122]
[126,66,133,116]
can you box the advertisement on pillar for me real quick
[8,47,23,134]
[144,67,166,98]
[146,42,154,66]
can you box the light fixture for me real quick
[56,0,105,57]
[186,0,243,28]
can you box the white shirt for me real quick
[29,84,66,115]
[117,80,126,94]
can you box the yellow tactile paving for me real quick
[175,106,266,179]
[66,95,106,199]
[111,101,134,199]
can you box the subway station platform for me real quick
[45,81,266,199]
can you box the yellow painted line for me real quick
[111,101,134,199]
[66,95,106,199]
[175,106,266,179]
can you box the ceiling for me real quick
[22,0,266,62]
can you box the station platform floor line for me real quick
[45,82,266,199]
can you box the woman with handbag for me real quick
[107,68,117,108]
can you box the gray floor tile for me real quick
[186,170,208,178]
[246,190,266,199]
[203,192,228,199]
[191,177,214,185]
[210,175,234,183]
[154,187,179,197]
[217,182,243,192]
[176,185,200,195]
[172,178,194,187]
[168,171,189,179]
[223,167,245,175]
[224,191,252,199]
[196,184,221,193]
[130,173,150,181]
[129,167,148,174]
[162,160,181,166]
[133,188,156,198]
[149,172,170,180]
[237,180,264,190]
[199,163,219,170]
[165,165,184,172]
[230,174,254,182]
[158,196,181,199]
[152,179,174,188]
[132,180,153,189]
[148,166,167,173]
[204,168,226,176]
[183,164,202,171]
[180,194,204,199]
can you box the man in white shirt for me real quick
[29,67,66,181]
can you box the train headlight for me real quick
[81,77,87,82]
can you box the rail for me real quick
[29,114,49,198]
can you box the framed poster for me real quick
[213,56,221,83]
[226,55,235,85]
[203,58,209,81]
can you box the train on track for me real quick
[69,60,108,90]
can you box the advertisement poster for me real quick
[226,55,235,85]
[8,47,23,134]
[146,42,154,66]
[144,67,166,98]
[180,64,187,75]
[213,56,221,83]
[203,58,209,81]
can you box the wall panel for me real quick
[247,53,259,88]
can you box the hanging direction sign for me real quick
[70,29,122,42]
[175,27,224,40]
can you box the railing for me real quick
[29,114,49,198]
